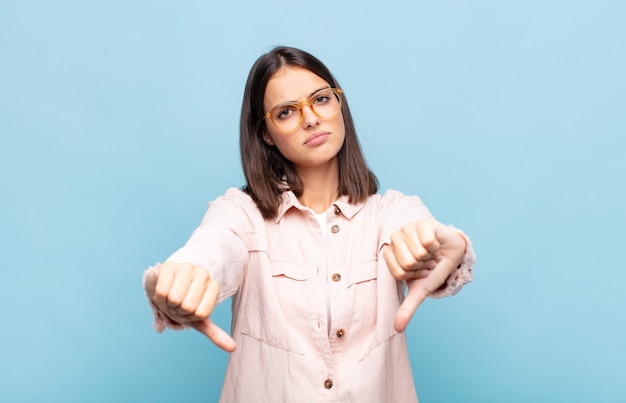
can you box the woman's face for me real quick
[262,66,345,171]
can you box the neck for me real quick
[297,160,339,214]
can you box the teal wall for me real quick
[1,1,625,402]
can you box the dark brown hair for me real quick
[240,46,378,219]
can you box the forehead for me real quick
[264,66,330,108]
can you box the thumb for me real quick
[394,280,428,332]
[190,318,237,353]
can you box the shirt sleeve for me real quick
[429,226,475,299]
[378,189,433,249]
[143,188,256,333]
[378,189,475,298]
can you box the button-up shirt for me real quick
[147,188,475,402]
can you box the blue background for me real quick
[1,1,625,402]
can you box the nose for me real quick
[301,103,320,128]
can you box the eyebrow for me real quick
[308,86,331,98]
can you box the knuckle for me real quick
[403,223,416,234]
[194,306,211,320]
[154,283,169,299]
[179,301,195,314]
[397,255,416,271]
[167,294,183,306]
[389,270,403,280]
[388,265,401,277]
[180,263,195,273]
[196,268,210,282]
[389,232,402,244]
[161,262,178,274]
[422,236,436,248]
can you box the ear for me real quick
[263,132,275,146]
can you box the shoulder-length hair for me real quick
[240,46,378,219]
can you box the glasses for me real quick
[264,88,343,132]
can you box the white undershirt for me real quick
[314,211,331,334]
[314,212,327,242]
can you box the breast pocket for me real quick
[340,259,380,341]
[239,258,315,355]
[344,258,403,361]
[269,260,314,320]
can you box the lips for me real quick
[303,132,330,146]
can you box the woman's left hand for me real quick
[383,218,466,332]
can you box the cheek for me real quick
[264,120,287,147]
[265,131,294,158]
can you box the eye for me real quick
[274,105,298,120]
[313,92,331,105]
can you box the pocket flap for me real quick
[270,261,313,281]
[346,259,378,286]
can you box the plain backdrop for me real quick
[1,1,625,402]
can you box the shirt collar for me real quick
[274,190,365,223]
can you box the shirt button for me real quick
[334,206,341,215]
[336,328,345,338]
[324,379,333,389]
[332,273,341,282]
[331,225,340,233]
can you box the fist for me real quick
[384,218,466,332]
[145,262,236,352]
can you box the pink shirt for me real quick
[147,188,475,402]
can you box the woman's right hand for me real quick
[144,262,237,352]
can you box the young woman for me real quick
[144,46,475,402]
